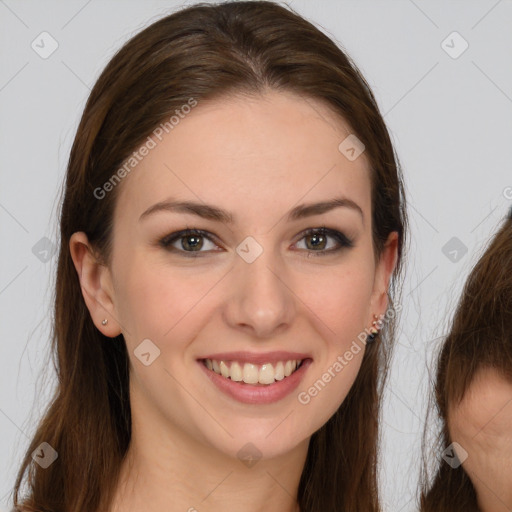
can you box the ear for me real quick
[69,232,122,337]
[369,231,399,320]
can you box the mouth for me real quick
[197,356,313,404]
[200,358,307,386]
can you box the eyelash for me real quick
[158,226,354,258]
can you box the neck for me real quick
[109,389,307,512]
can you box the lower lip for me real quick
[197,359,312,404]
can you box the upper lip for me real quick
[198,351,312,365]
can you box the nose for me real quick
[222,242,296,339]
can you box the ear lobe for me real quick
[371,231,399,315]
[69,232,122,337]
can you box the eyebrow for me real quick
[139,196,364,224]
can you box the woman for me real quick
[421,208,512,511]
[12,2,407,511]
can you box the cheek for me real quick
[113,254,227,351]
[298,264,374,336]
[295,264,373,414]
[112,257,182,342]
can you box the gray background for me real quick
[1,1,511,511]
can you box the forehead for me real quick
[114,90,372,225]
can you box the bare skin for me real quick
[449,367,512,512]
[70,90,398,512]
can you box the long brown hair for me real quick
[12,2,407,511]
[420,209,512,511]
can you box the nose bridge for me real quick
[224,234,295,337]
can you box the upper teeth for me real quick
[204,359,302,385]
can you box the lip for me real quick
[197,357,313,405]
[198,351,311,365]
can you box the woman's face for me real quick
[73,90,397,461]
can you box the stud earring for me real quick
[101,319,108,326]
[366,314,379,344]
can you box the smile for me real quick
[197,355,313,404]
[202,358,304,386]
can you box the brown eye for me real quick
[304,232,328,250]
[159,229,220,257]
[295,227,354,256]
[180,234,204,251]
